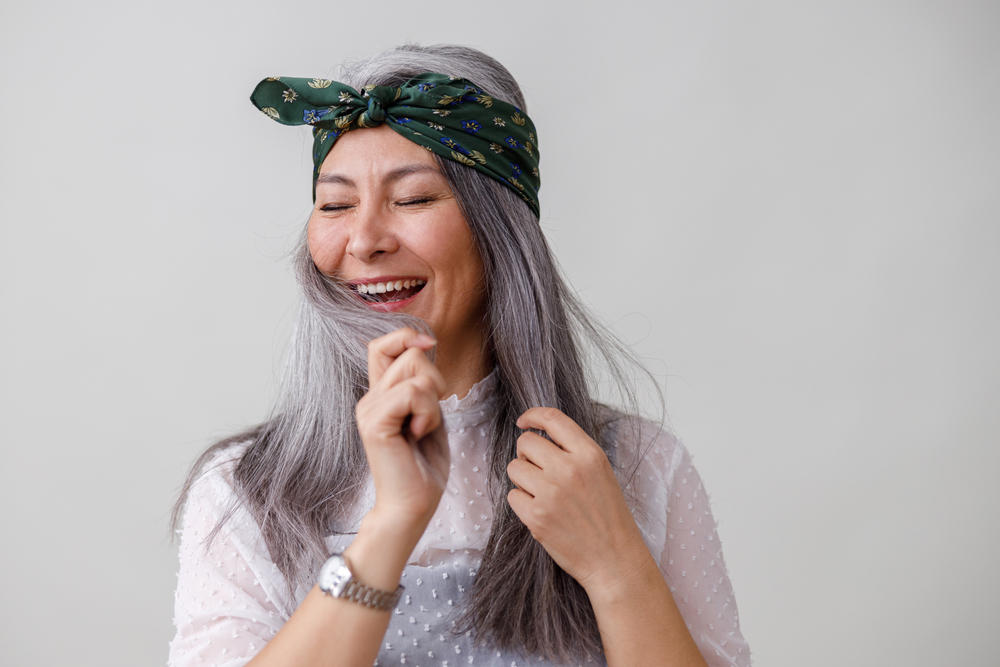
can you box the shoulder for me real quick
[177,441,253,540]
[601,411,688,487]
[176,439,296,609]
[186,442,250,504]
[601,413,703,560]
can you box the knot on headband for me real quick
[362,95,386,125]
[250,73,541,216]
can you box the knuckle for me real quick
[539,407,563,423]
[397,349,419,373]
[561,463,587,487]
[507,490,524,515]
[369,332,393,352]
[410,374,432,392]
[529,505,551,533]
[581,447,607,470]
[355,394,373,417]
[413,374,440,396]
[354,399,378,429]
[401,344,424,359]
[401,381,423,401]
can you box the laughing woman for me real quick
[168,44,751,667]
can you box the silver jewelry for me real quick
[317,552,403,611]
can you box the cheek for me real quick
[306,218,345,275]
[423,213,483,281]
[450,233,485,285]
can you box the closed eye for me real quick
[398,197,433,206]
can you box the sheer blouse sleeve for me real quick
[168,452,285,667]
[624,422,753,667]
[168,423,751,667]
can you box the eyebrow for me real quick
[316,163,440,187]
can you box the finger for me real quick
[357,374,442,442]
[506,487,534,525]
[374,346,447,398]
[515,430,563,470]
[394,374,443,440]
[367,328,436,389]
[414,425,450,470]
[516,407,592,453]
[506,457,545,497]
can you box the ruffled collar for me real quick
[439,369,499,432]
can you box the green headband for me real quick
[250,73,541,216]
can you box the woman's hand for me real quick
[355,328,450,534]
[506,408,653,594]
[507,408,710,667]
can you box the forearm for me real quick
[245,510,422,667]
[585,548,709,667]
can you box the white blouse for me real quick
[168,373,751,666]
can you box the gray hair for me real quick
[174,44,659,664]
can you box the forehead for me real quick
[319,124,438,177]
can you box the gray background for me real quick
[2,1,998,665]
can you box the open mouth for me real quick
[352,279,426,304]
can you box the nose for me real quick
[345,202,399,262]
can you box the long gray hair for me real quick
[174,44,659,664]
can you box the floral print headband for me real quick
[250,73,541,216]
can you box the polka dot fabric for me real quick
[169,373,751,666]
[169,453,286,667]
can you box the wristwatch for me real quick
[317,552,403,611]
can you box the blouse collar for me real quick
[439,369,499,432]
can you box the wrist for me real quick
[579,544,665,610]
[343,508,425,590]
[317,552,403,611]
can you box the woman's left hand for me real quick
[506,407,653,593]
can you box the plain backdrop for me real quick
[1,1,998,666]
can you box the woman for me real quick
[169,44,750,667]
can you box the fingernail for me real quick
[416,334,437,346]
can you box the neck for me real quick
[434,334,492,401]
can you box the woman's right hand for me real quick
[243,328,450,667]
[355,328,450,538]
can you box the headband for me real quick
[250,73,541,216]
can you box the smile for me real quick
[352,278,426,304]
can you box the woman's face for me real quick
[308,124,487,356]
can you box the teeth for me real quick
[355,279,426,296]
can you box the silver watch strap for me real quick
[340,578,403,610]
[318,553,403,611]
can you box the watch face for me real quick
[318,554,352,597]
